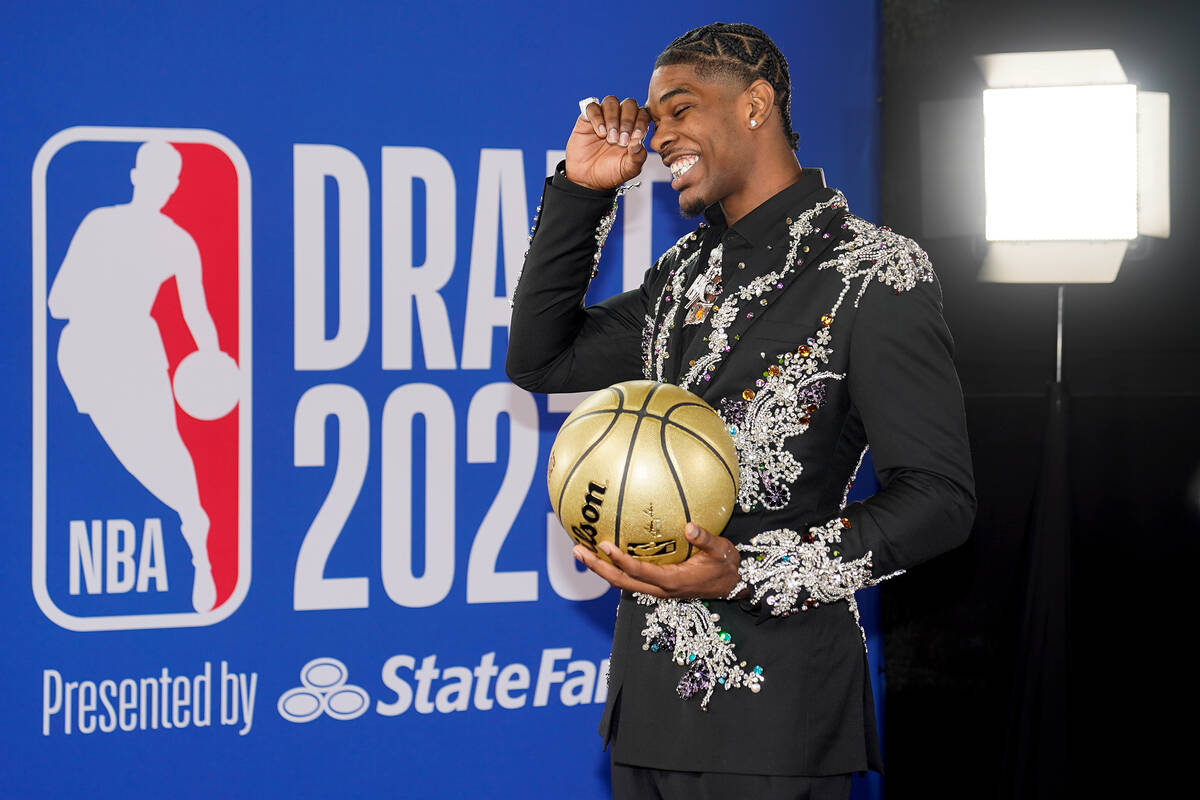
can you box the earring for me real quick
[750,119,758,128]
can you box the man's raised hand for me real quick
[566,95,651,191]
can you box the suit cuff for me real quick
[550,160,619,199]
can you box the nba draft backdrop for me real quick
[0,2,884,797]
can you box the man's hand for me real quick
[572,523,744,600]
[566,96,651,191]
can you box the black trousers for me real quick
[611,761,852,800]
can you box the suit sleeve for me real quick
[839,273,977,575]
[505,171,653,394]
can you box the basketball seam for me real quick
[658,415,694,561]
[661,402,738,488]
[613,383,662,553]
[555,386,628,516]
[554,386,621,433]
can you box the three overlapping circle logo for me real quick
[278,658,370,723]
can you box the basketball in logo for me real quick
[548,381,739,566]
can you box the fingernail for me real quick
[598,124,606,135]
[600,542,613,555]
[686,524,697,539]
[632,129,643,142]
[607,129,618,144]
[573,547,583,562]
[619,131,630,146]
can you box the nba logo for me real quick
[33,126,251,631]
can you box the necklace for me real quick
[682,245,724,326]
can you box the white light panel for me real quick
[983,84,1138,241]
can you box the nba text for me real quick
[68,518,169,595]
[42,661,258,736]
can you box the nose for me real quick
[649,120,672,155]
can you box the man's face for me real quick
[647,64,749,217]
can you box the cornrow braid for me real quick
[655,22,799,150]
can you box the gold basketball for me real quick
[548,380,739,566]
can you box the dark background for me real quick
[879,0,1200,796]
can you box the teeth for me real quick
[670,156,698,178]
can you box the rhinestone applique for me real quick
[718,335,842,512]
[841,445,869,509]
[642,237,701,380]
[727,518,903,644]
[636,594,764,709]
[676,193,848,390]
[820,215,934,308]
[710,203,936,514]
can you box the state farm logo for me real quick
[32,126,251,631]
[278,658,370,723]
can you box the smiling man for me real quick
[507,22,975,800]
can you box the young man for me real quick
[507,23,975,799]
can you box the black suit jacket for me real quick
[507,167,975,776]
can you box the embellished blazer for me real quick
[507,167,975,777]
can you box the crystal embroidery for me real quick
[644,243,700,380]
[637,594,764,710]
[718,334,844,512]
[841,446,869,509]
[631,190,934,703]
[677,193,848,390]
[820,215,934,309]
[728,518,903,644]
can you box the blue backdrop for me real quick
[0,1,883,797]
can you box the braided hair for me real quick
[655,22,799,150]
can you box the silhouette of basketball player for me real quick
[48,140,219,613]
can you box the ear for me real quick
[745,78,776,131]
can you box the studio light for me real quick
[983,84,1138,242]
[974,49,1169,283]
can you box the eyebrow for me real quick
[645,87,697,121]
[656,87,696,104]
